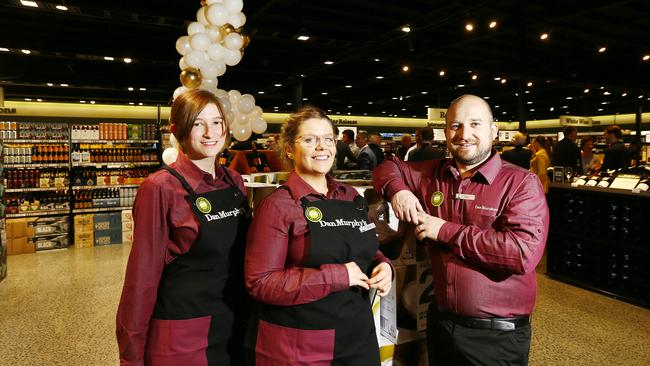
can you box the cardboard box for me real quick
[94,213,121,232]
[74,214,94,227]
[7,219,28,239]
[122,230,134,243]
[94,229,122,246]
[8,237,28,255]
[74,231,94,243]
[74,238,94,249]
[121,221,134,232]
[121,210,133,223]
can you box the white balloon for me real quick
[238,94,255,114]
[224,0,244,14]
[200,78,219,93]
[228,12,246,28]
[228,89,242,105]
[173,86,188,101]
[223,49,242,66]
[179,57,188,70]
[214,89,229,99]
[232,124,252,142]
[233,112,249,126]
[196,6,209,25]
[251,106,263,118]
[187,22,206,36]
[206,25,223,42]
[200,60,222,79]
[251,118,267,134]
[169,134,179,148]
[206,4,229,26]
[185,49,207,69]
[218,96,232,114]
[175,36,192,56]
[225,110,235,125]
[224,33,244,50]
[162,147,179,165]
[190,33,211,52]
[207,43,226,61]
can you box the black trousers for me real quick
[426,303,531,366]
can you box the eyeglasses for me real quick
[295,134,336,147]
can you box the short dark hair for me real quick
[605,125,622,139]
[420,127,434,141]
[580,136,594,149]
[342,129,355,140]
[563,126,577,136]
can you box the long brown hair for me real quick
[279,105,334,169]
[170,89,229,152]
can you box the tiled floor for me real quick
[1,245,649,365]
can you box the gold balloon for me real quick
[180,68,202,89]
[220,24,236,36]
[242,34,251,49]
[200,0,207,6]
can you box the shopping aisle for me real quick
[1,245,649,366]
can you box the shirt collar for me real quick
[444,149,502,185]
[284,170,349,201]
[169,151,226,191]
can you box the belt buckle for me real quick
[494,319,515,330]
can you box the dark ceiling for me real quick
[1,0,649,122]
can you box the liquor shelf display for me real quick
[547,182,650,308]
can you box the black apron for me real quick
[248,189,381,366]
[145,166,250,366]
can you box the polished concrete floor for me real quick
[1,245,649,366]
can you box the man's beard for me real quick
[448,140,492,166]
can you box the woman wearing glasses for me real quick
[116,89,250,365]
[244,105,393,365]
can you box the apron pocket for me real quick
[145,316,211,365]
[255,319,335,366]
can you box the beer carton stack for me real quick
[121,210,134,245]
[5,218,36,255]
[93,213,122,246]
[74,214,94,248]
[27,216,69,250]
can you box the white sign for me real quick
[427,108,447,120]
[560,115,592,127]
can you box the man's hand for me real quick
[391,190,423,224]
[415,210,446,241]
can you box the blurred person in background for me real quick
[601,125,630,171]
[407,127,445,162]
[530,135,552,193]
[552,126,582,174]
[356,131,378,170]
[368,132,386,164]
[501,132,533,169]
[396,133,413,160]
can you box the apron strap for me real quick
[162,166,197,196]
[220,165,246,198]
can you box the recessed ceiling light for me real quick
[297,35,310,41]
[489,21,497,29]
[302,98,308,101]
[21,49,31,54]
[381,111,386,114]
[138,102,143,106]
[392,97,398,100]
[60,83,68,87]
[425,105,430,108]
[527,81,533,87]
[549,107,554,111]
[402,65,409,72]
[348,105,353,108]
[562,105,568,108]
[374,58,380,62]
[598,47,607,53]
[484,97,490,99]
[598,108,603,111]
[347,112,351,115]
[46,82,53,86]
[566,96,573,99]
[129,102,135,105]
[502,111,507,114]
[24,98,32,101]
[401,25,411,33]
[642,55,649,61]
[36,98,42,102]
[128,87,134,91]
[258,91,264,94]
[457,84,465,87]
[363,113,368,116]
[439,70,446,76]
[494,105,500,108]
[527,101,533,104]
[471,74,478,80]
[622,92,628,97]
[104,56,114,61]
[321,92,328,95]
[638,95,644,99]
[529,108,535,112]
[55,5,68,11]
[80,100,86,103]
[421,91,428,95]
[324,61,334,65]
[90,101,95,104]
[20,1,38,8]
[286,102,292,105]
[603,91,610,95]
[274,83,282,87]
[601,101,610,105]
[139,87,146,91]
[345,85,352,88]
[525,90,530,94]
[500,79,506,84]
[584,88,590,93]
[0,48,9,52]
[368,101,373,104]
[376,76,384,79]
[465,23,474,31]
[123,58,132,63]
[493,77,501,81]
[540,33,549,40]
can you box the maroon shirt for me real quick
[116,152,245,366]
[245,171,390,306]
[373,152,549,318]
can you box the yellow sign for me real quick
[304,207,323,222]
[430,191,444,207]
[195,197,212,214]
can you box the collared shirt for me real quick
[116,152,245,366]
[245,171,390,306]
[357,144,377,170]
[373,151,549,318]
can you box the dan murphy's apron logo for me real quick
[195,197,212,214]
[305,207,323,222]
[204,207,244,222]
[431,191,444,207]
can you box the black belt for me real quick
[440,312,530,331]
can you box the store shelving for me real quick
[72,162,159,168]
[5,187,64,193]
[3,163,69,168]
[71,139,158,144]
[3,139,69,144]
[72,206,133,214]
[6,210,71,218]
[71,184,140,190]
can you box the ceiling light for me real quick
[80,100,86,103]
[540,33,549,40]
[600,86,605,89]
[562,105,568,108]
[465,23,474,31]
[258,91,264,94]
[598,47,607,53]
[424,105,430,108]
[598,108,603,111]
[527,101,533,104]
[55,5,68,11]
[566,96,573,99]
[642,55,649,61]
[368,102,373,104]
[525,90,530,94]
[104,56,114,61]
[471,74,478,80]
[21,49,31,54]
[401,108,406,111]
[129,102,135,105]
[20,1,38,8]
[439,70,446,76]
[421,91,428,95]
[90,101,95,104]
[376,76,384,79]
[502,111,507,114]
[300,74,306,78]
[60,83,68,87]
[457,84,465,87]
[584,88,590,93]
[286,102,292,105]
[274,83,282,87]
[401,25,411,33]
[138,102,143,106]
[374,58,380,62]
[392,97,398,100]
[324,61,334,65]
[345,85,352,88]
[549,107,555,111]
[402,65,409,72]
[321,92,328,95]
[500,79,506,84]
[128,87,134,91]
[382,111,386,114]
[139,87,146,91]
[36,98,42,102]
[302,98,308,101]
[489,21,497,29]
[622,92,628,97]
[601,102,609,105]
[46,82,53,86]
[638,95,644,99]
[527,81,533,87]
[529,109,535,112]
[0,48,9,52]
[347,112,351,115]
[123,58,132,63]
[297,35,310,41]
[603,91,611,95]
[348,105,353,108]
[24,98,32,101]
[484,97,490,99]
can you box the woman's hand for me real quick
[345,262,370,290]
[367,262,392,297]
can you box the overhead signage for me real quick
[560,115,592,127]
[427,108,447,120]
[331,118,358,125]
[0,108,17,114]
